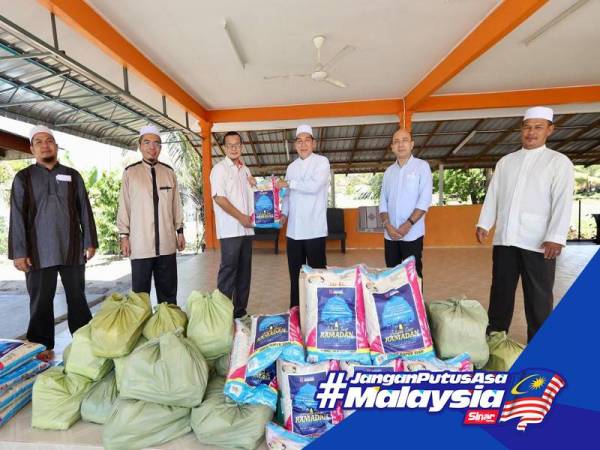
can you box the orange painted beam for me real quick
[405,0,547,111]
[38,0,208,121]
[207,99,404,123]
[416,85,600,112]
[0,130,31,155]
[200,121,217,249]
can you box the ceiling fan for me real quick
[263,35,354,88]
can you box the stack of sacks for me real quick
[90,292,152,358]
[426,298,489,368]
[484,331,525,371]
[192,377,273,450]
[252,175,286,228]
[302,266,370,364]
[277,360,343,438]
[224,317,278,410]
[360,257,435,364]
[104,329,208,450]
[0,340,50,427]
[187,290,234,361]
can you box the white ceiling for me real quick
[85,0,499,109]
[441,0,600,93]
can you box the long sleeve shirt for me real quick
[282,153,330,240]
[379,156,433,241]
[210,157,254,239]
[117,160,184,260]
[477,145,574,252]
[8,162,98,269]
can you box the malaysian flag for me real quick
[499,369,566,431]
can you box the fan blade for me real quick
[323,45,355,70]
[263,73,310,80]
[324,77,347,88]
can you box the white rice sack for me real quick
[400,353,473,372]
[266,421,313,450]
[277,360,343,438]
[0,340,45,376]
[303,266,370,364]
[360,257,434,364]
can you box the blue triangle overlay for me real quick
[309,248,600,449]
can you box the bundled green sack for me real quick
[120,330,209,407]
[143,303,188,340]
[66,324,113,380]
[103,398,191,450]
[187,290,233,360]
[31,367,92,430]
[191,377,273,450]
[90,292,152,358]
[113,336,147,391]
[61,343,72,366]
[427,298,489,368]
[484,331,525,371]
[81,371,118,424]
[215,352,230,377]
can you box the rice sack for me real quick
[278,360,343,437]
[246,307,305,376]
[360,257,434,364]
[303,266,370,364]
[252,176,286,229]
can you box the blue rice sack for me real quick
[0,340,45,376]
[0,359,50,393]
[0,389,32,428]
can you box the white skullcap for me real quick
[295,124,313,137]
[523,106,553,122]
[139,125,161,138]
[29,125,54,142]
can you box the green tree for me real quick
[433,168,487,204]
[87,170,121,254]
[167,132,204,252]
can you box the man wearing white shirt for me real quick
[379,128,433,278]
[276,125,330,308]
[210,131,255,318]
[477,106,574,342]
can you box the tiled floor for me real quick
[1,244,597,449]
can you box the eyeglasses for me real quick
[225,143,242,149]
[142,140,161,147]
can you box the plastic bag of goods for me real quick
[340,359,403,417]
[81,370,118,424]
[278,360,343,437]
[192,376,273,450]
[142,302,188,340]
[360,258,434,364]
[0,388,32,428]
[400,352,473,372]
[0,339,45,376]
[426,298,489,368]
[0,358,49,392]
[266,421,314,450]
[120,329,209,408]
[252,176,286,229]
[103,398,191,450]
[90,292,152,358]
[187,289,233,360]
[65,323,113,380]
[225,318,278,410]
[113,335,146,391]
[31,367,92,430]
[484,331,525,371]
[302,266,370,364]
[246,307,305,376]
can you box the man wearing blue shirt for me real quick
[379,128,433,278]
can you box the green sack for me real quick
[143,303,188,340]
[215,352,230,378]
[484,331,525,371]
[31,367,92,430]
[66,324,114,381]
[187,290,233,360]
[61,343,71,366]
[120,330,209,408]
[81,371,118,424]
[427,299,489,368]
[103,398,191,450]
[113,336,147,391]
[191,377,273,450]
[90,292,152,358]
